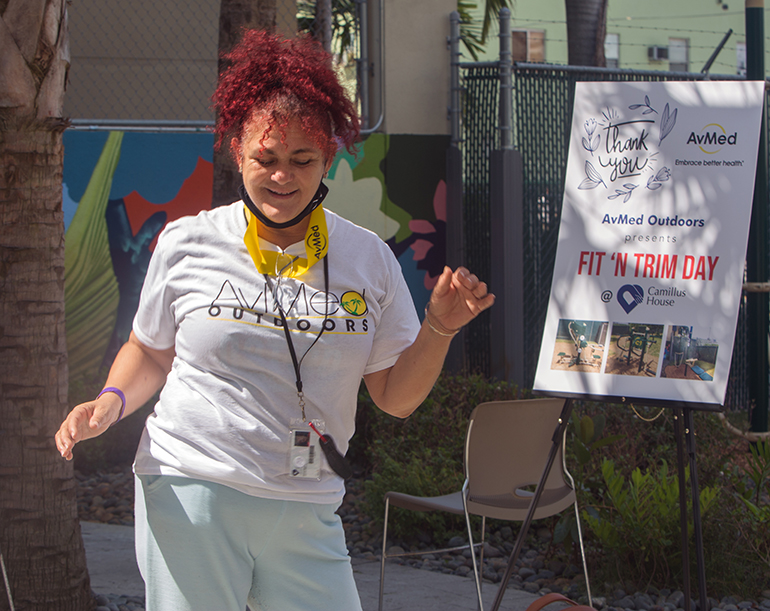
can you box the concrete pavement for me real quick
[80,521,541,610]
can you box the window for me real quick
[605,33,619,68]
[512,29,545,63]
[668,38,689,72]
[737,41,747,76]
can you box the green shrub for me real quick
[700,490,770,598]
[554,409,623,552]
[708,440,770,595]
[564,402,770,598]
[583,458,718,588]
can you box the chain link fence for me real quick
[460,63,499,376]
[65,0,343,124]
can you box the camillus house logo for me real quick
[617,284,644,314]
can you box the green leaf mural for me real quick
[353,134,413,243]
[64,132,123,379]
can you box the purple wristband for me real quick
[97,387,126,425]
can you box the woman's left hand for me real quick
[426,266,495,334]
[363,266,494,417]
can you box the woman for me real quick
[56,30,494,611]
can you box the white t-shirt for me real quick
[132,201,420,504]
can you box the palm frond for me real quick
[457,0,484,60]
[480,0,515,44]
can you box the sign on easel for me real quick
[533,80,765,409]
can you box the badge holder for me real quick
[288,418,323,480]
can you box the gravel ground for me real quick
[76,466,770,611]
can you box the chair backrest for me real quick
[463,398,575,521]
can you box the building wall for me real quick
[474,0,768,76]
[64,0,220,121]
[65,0,456,132]
[381,0,455,134]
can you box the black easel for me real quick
[490,398,710,611]
[673,406,709,611]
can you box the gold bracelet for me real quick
[424,305,460,337]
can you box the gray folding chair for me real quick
[378,398,591,611]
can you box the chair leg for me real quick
[572,499,592,606]
[1,546,15,611]
[476,514,487,602]
[563,425,592,606]
[379,497,391,611]
[462,489,484,611]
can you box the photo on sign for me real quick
[605,322,664,377]
[660,325,718,382]
[549,319,609,373]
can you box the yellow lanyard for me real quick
[243,204,329,278]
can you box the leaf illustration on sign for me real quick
[578,160,607,190]
[646,167,671,190]
[629,95,658,115]
[607,183,639,202]
[659,103,678,145]
[582,118,601,156]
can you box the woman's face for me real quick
[236,115,331,226]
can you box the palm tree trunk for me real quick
[0,1,92,609]
[564,0,608,67]
[212,0,278,208]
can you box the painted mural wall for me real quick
[62,130,449,380]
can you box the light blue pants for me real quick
[134,474,363,611]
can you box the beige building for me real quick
[65,0,453,135]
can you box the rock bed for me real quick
[77,466,770,611]
[75,467,135,526]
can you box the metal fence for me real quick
[459,62,754,410]
[64,0,343,124]
[461,63,500,376]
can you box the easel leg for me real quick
[683,408,709,611]
[490,398,575,611]
[673,409,692,611]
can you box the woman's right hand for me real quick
[54,332,175,461]
[55,392,123,461]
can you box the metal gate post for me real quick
[445,11,466,373]
[490,8,525,384]
[746,0,769,433]
[498,9,512,151]
[490,149,524,383]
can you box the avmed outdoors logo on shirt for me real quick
[340,291,368,316]
[206,280,371,334]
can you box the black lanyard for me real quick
[263,256,353,480]
[263,255,329,420]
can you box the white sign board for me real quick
[533,80,764,409]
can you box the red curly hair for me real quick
[212,30,360,163]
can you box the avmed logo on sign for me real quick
[686,123,737,154]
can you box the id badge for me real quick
[288,419,323,480]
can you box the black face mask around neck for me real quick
[239,182,329,230]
